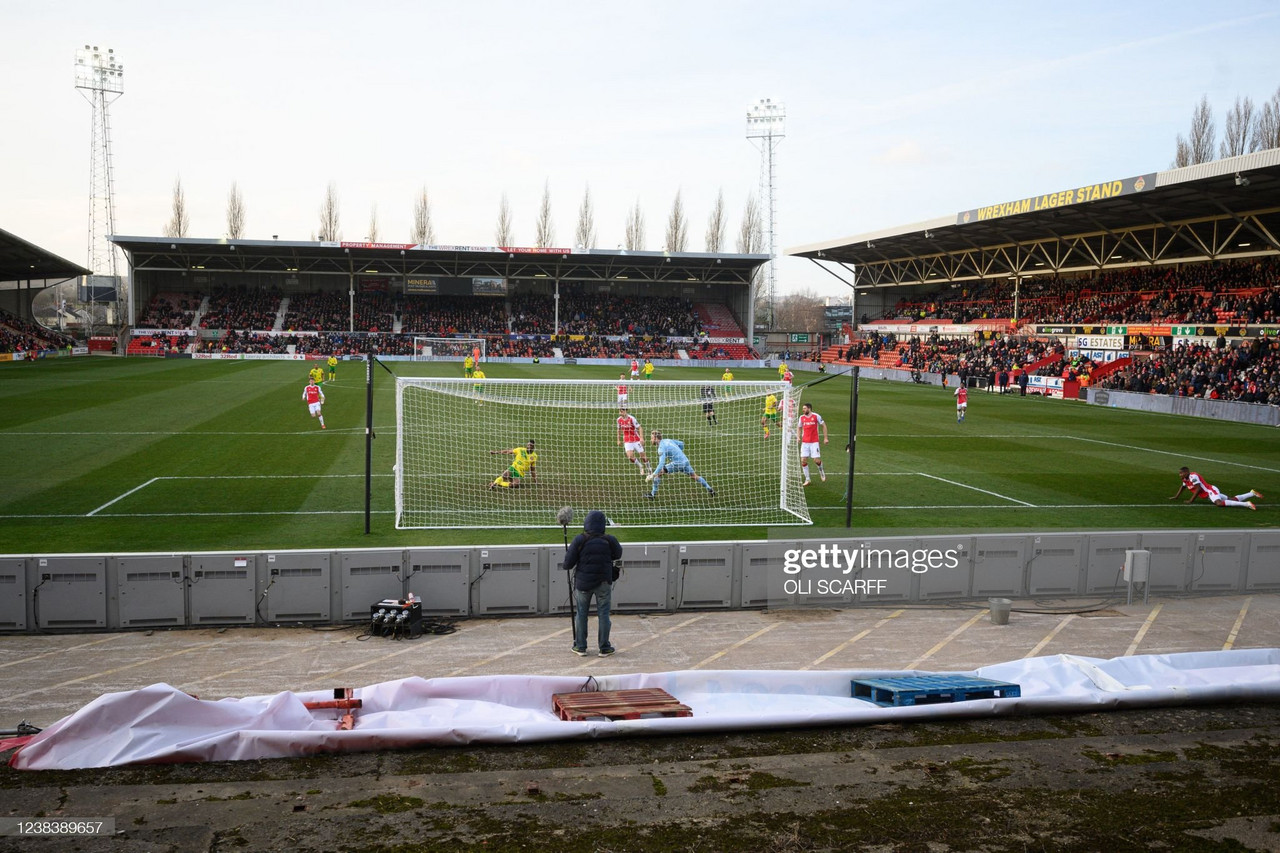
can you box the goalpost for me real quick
[395,378,810,528]
[412,336,486,361]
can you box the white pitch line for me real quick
[1065,435,1280,475]
[918,473,1035,506]
[86,477,162,516]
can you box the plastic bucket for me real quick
[988,598,1012,625]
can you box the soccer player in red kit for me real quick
[303,378,326,429]
[954,384,968,423]
[798,402,829,485]
[1170,467,1260,509]
[616,406,649,475]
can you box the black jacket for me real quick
[565,510,622,591]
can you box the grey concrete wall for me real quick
[4,529,1275,633]
[1088,388,1280,427]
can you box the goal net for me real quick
[412,337,486,361]
[395,378,811,528]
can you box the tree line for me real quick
[1173,86,1280,167]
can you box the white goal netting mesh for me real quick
[413,337,486,361]
[395,378,811,528]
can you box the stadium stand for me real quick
[0,308,73,353]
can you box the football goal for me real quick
[394,378,811,528]
[412,336,486,361]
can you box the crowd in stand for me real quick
[199,286,282,331]
[137,292,203,329]
[399,295,507,336]
[0,308,74,353]
[1099,338,1280,405]
[886,257,1280,325]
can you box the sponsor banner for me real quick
[242,353,308,361]
[1026,375,1065,398]
[1069,349,1126,363]
[361,278,390,293]
[0,353,12,363]
[406,277,438,294]
[131,328,198,337]
[860,323,999,337]
[1072,335,1125,350]
[501,247,571,254]
[192,353,242,360]
[72,347,89,355]
[340,241,417,250]
[957,173,1155,225]
[707,336,746,344]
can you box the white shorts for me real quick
[630,370,638,378]
[618,393,628,402]
[623,440,644,454]
[308,402,323,416]
[1203,486,1225,504]
[956,402,967,410]
[800,441,821,459]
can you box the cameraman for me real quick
[565,510,622,657]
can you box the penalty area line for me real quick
[87,477,164,516]
[917,472,1035,506]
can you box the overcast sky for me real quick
[2,0,1278,299]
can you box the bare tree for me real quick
[737,193,766,323]
[367,204,379,243]
[574,185,596,249]
[665,189,688,252]
[534,180,555,248]
[163,176,190,238]
[1173,137,1192,168]
[1185,95,1216,165]
[774,288,825,335]
[624,199,645,251]
[704,188,726,253]
[225,182,245,240]
[1252,85,1280,152]
[495,193,513,246]
[1220,96,1256,158]
[318,182,341,242]
[412,186,435,245]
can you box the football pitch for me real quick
[0,357,1276,554]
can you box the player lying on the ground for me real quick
[1170,466,1261,509]
[644,430,715,499]
[489,440,538,489]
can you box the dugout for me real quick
[113,237,768,343]
[789,149,1280,323]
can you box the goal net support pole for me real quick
[394,378,810,529]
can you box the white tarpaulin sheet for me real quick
[10,649,1279,769]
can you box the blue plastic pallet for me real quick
[851,674,1021,707]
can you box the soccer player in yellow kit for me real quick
[489,440,538,489]
[761,393,779,438]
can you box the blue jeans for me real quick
[573,582,613,652]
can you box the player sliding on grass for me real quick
[303,378,326,429]
[488,440,538,490]
[645,430,715,499]
[1170,467,1261,510]
[616,407,649,475]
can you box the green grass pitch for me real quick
[0,357,1275,553]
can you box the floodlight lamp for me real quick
[924,230,933,239]
[170,244,176,250]
[866,241,875,249]
[1235,173,1250,187]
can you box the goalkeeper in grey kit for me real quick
[645,430,715,499]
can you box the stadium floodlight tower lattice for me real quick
[746,97,785,327]
[395,377,810,528]
[75,45,125,334]
[412,337,486,362]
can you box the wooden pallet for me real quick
[553,688,692,721]
[852,675,1021,707]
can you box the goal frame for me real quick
[412,336,486,362]
[394,378,809,529]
